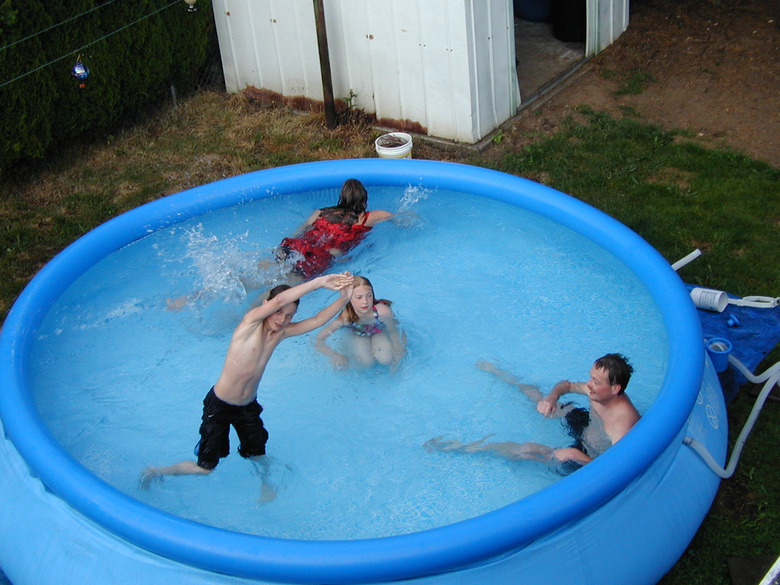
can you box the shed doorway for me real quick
[514,0,587,101]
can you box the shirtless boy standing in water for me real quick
[141,272,354,489]
[425,353,640,467]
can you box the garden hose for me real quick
[684,356,780,479]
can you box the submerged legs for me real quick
[424,436,555,463]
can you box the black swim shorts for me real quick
[557,406,590,475]
[196,388,269,470]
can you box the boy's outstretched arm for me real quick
[236,273,352,331]
[273,273,353,307]
[285,276,354,337]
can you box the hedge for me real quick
[0,0,214,176]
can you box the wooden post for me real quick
[313,0,338,128]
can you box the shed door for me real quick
[515,0,628,100]
[587,0,629,56]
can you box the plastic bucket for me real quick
[706,337,732,373]
[690,287,729,312]
[375,132,413,159]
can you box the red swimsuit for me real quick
[280,212,371,278]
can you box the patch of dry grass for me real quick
[0,90,476,318]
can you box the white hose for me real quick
[671,248,702,271]
[670,248,779,309]
[684,355,779,479]
[726,295,780,309]
[672,247,779,476]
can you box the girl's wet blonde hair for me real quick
[343,276,391,323]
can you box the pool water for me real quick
[29,186,667,540]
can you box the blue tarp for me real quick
[689,285,780,401]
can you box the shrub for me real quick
[0,0,214,177]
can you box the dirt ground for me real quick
[497,0,779,168]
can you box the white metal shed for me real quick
[211,0,629,143]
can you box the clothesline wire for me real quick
[0,0,180,90]
[0,0,123,54]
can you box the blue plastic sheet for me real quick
[689,285,780,401]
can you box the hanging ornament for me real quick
[72,57,90,88]
[184,0,197,12]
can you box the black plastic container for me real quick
[514,0,552,22]
[551,0,586,42]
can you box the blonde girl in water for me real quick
[316,276,406,369]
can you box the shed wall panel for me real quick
[419,2,474,140]
[329,0,497,142]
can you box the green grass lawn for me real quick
[490,107,780,585]
[1,91,778,584]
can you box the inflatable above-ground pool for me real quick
[0,159,726,585]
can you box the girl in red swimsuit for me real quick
[167,180,392,310]
[316,275,406,370]
[278,179,393,279]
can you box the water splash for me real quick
[393,185,430,228]
[180,224,298,307]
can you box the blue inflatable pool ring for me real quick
[0,159,726,585]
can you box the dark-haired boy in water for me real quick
[142,273,354,494]
[425,353,640,468]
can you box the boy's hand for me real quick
[321,272,354,291]
[339,275,355,300]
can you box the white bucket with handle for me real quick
[375,132,413,159]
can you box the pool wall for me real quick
[0,159,726,584]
